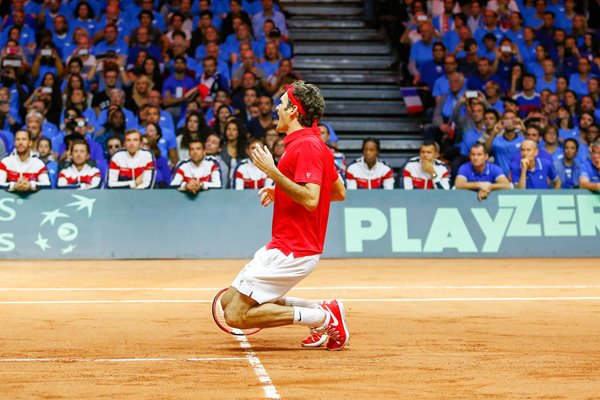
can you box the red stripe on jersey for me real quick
[411,177,434,189]
[355,177,383,189]
[118,166,151,179]
[244,178,265,189]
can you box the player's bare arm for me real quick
[251,144,321,211]
[331,175,346,202]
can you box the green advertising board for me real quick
[0,190,598,259]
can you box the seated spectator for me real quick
[57,140,102,190]
[408,21,438,82]
[270,136,285,165]
[252,0,287,38]
[233,138,273,190]
[162,56,197,123]
[467,57,503,93]
[127,27,162,70]
[474,10,503,46]
[536,58,557,93]
[579,140,600,190]
[346,138,394,190]
[107,136,123,159]
[171,138,222,193]
[540,125,563,161]
[509,139,561,189]
[232,49,268,91]
[36,138,59,188]
[247,94,276,139]
[318,124,346,174]
[222,0,253,38]
[455,143,511,201]
[0,130,50,191]
[142,135,172,189]
[107,129,155,189]
[477,33,499,62]
[569,57,597,97]
[403,140,450,189]
[221,119,247,185]
[204,131,229,184]
[140,105,178,167]
[177,111,211,160]
[554,138,581,189]
[91,25,128,66]
[417,42,446,89]
[432,55,459,100]
[513,73,541,117]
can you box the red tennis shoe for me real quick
[320,300,350,351]
[301,329,328,347]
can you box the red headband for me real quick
[286,86,306,116]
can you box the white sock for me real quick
[292,306,327,327]
[284,297,320,309]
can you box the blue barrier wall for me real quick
[0,190,598,259]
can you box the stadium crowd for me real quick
[0,0,598,195]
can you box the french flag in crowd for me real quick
[400,87,423,114]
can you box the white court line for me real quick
[0,357,247,363]
[233,329,281,400]
[2,297,600,305]
[1,285,600,291]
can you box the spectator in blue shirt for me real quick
[570,57,597,97]
[162,56,198,124]
[513,73,541,118]
[455,143,511,200]
[417,42,446,89]
[579,141,600,190]
[408,21,438,82]
[91,25,128,66]
[536,58,557,93]
[554,138,581,188]
[487,110,526,174]
[540,124,564,161]
[467,57,503,93]
[510,139,561,189]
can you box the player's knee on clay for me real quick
[224,303,250,329]
[220,288,235,310]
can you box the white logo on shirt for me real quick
[306,172,312,179]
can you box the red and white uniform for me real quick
[231,127,338,304]
[57,164,101,189]
[170,157,222,190]
[232,158,273,190]
[345,157,394,189]
[403,156,450,189]
[0,151,50,191]
[108,149,155,189]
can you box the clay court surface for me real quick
[1,258,600,399]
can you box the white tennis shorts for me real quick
[231,246,320,304]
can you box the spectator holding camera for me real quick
[486,110,526,175]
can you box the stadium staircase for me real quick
[282,0,423,168]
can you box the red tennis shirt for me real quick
[266,126,337,257]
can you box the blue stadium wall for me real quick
[0,190,598,259]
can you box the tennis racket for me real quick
[212,287,263,336]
